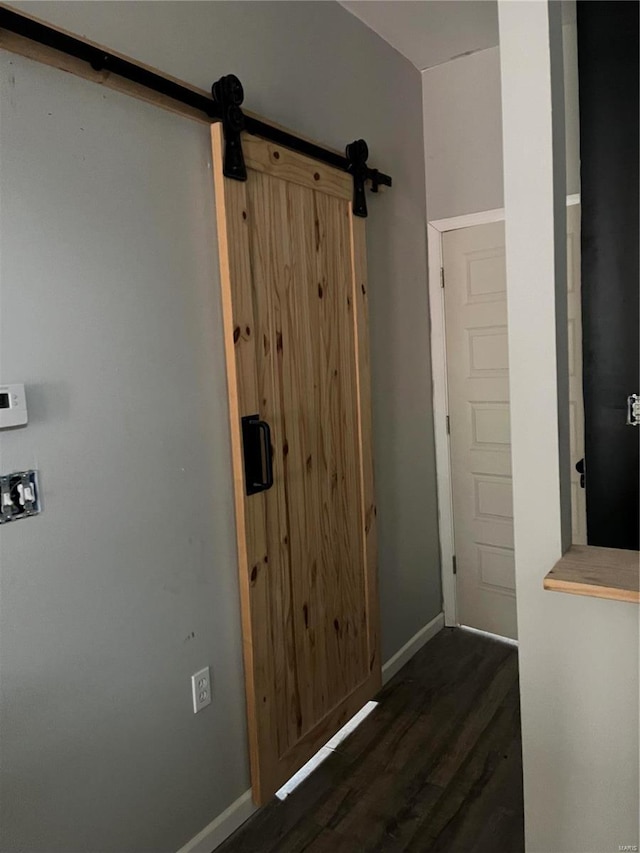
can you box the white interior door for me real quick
[443,209,585,639]
[444,221,516,639]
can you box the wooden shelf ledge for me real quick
[544,545,639,603]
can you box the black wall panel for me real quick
[577,0,639,549]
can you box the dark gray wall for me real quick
[0,4,441,851]
[577,0,639,549]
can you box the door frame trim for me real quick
[427,195,581,627]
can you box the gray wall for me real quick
[0,3,441,851]
[422,24,580,220]
[0,53,249,853]
[422,46,504,221]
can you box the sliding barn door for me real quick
[211,125,380,804]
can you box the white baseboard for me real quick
[381,612,445,685]
[176,788,257,853]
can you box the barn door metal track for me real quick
[0,6,392,217]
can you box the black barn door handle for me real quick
[241,415,273,495]
[256,420,273,490]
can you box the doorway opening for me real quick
[427,197,584,637]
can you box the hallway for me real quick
[218,628,523,852]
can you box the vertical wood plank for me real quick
[211,125,276,802]
[315,193,369,704]
[350,213,381,679]
[245,171,302,757]
[272,178,329,733]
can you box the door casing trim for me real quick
[427,195,581,627]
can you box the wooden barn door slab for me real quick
[211,125,380,804]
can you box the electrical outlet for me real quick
[191,666,212,714]
[0,470,40,524]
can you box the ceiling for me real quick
[340,1,499,71]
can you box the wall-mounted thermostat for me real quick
[0,384,28,428]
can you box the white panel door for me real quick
[444,221,516,639]
[444,212,585,639]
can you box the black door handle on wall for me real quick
[241,415,274,495]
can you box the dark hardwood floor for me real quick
[217,627,524,853]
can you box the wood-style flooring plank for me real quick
[216,628,524,853]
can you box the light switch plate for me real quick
[191,666,211,714]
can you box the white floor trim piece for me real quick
[276,746,331,800]
[323,700,379,750]
[175,789,257,853]
[460,624,519,647]
[275,700,379,800]
[274,746,333,801]
[381,611,445,685]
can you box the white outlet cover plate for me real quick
[191,666,212,714]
